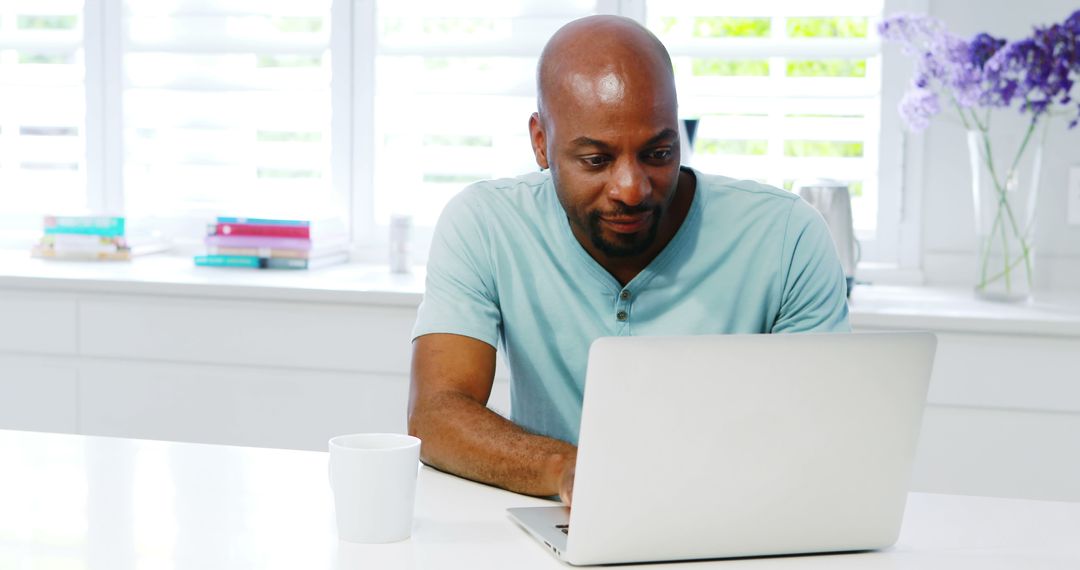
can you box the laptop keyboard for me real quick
[556,524,569,535]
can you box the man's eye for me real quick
[647,148,673,161]
[582,155,609,167]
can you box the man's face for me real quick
[531,67,681,259]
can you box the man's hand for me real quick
[559,457,576,506]
[544,450,577,506]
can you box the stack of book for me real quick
[195,217,349,270]
[32,216,132,261]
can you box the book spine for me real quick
[43,244,122,254]
[263,257,309,270]
[208,246,309,259]
[204,235,313,251]
[215,223,310,238]
[33,246,131,261]
[44,216,126,236]
[41,234,125,247]
[216,217,309,227]
[194,255,262,268]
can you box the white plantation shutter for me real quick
[644,0,885,234]
[121,0,337,221]
[372,0,598,227]
[0,0,87,233]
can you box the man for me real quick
[408,15,849,506]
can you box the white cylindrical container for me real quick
[328,433,421,543]
[389,214,412,274]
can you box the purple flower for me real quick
[941,33,983,107]
[1066,9,1080,36]
[880,9,1080,129]
[877,13,945,53]
[969,33,1007,69]
[899,88,941,130]
[985,22,1079,119]
[877,14,987,128]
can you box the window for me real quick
[0,1,908,267]
[0,1,87,242]
[644,0,886,240]
[370,0,597,228]
[121,0,337,222]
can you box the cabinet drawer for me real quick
[0,291,77,354]
[0,355,78,433]
[927,333,1080,413]
[912,404,1080,501]
[79,360,409,451]
[79,297,417,374]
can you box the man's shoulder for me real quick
[695,170,799,204]
[435,171,554,244]
[452,171,552,211]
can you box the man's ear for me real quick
[529,112,549,170]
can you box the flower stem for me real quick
[1008,116,1039,177]
[981,251,1029,285]
[969,111,1010,288]
[972,114,1041,294]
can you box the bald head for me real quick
[536,15,675,119]
[526,16,687,266]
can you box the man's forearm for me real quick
[408,390,576,497]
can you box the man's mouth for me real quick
[599,211,653,234]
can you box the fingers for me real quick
[559,463,576,507]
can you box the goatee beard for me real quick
[585,204,662,258]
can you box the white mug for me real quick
[328,433,421,543]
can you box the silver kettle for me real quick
[795,179,860,296]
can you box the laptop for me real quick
[508,332,936,566]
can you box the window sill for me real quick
[2,250,1078,337]
[849,285,1080,337]
[0,250,425,307]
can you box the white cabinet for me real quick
[912,405,1080,502]
[0,291,78,354]
[0,278,1077,501]
[850,327,1080,502]
[0,354,78,433]
[78,360,409,450]
[0,286,512,454]
[927,333,1080,413]
[79,297,414,374]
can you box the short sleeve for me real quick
[772,198,851,333]
[411,188,502,347]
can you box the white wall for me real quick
[917,0,1080,288]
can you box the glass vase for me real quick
[966,123,1045,303]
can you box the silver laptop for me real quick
[509,332,936,566]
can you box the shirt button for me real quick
[616,310,628,322]
[620,290,631,300]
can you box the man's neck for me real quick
[588,167,697,287]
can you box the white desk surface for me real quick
[1,430,1077,570]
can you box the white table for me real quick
[1,430,1077,569]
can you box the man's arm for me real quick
[408,333,577,502]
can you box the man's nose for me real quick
[607,158,650,206]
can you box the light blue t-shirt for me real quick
[412,167,850,445]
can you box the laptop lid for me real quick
[560,332,936,566]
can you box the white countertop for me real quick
[849,285,1080,336]
[0,250,426,306]
[2,250,1079,335]
[1,430,1078,570]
